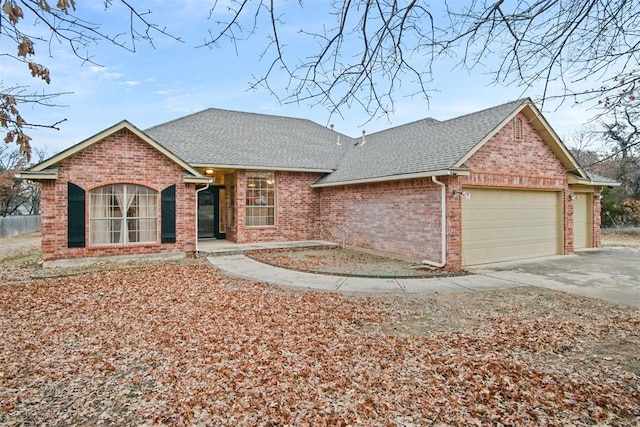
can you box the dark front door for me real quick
[197,186,226,239]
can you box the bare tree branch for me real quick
[202,0,639,121]
[1,0,181,159]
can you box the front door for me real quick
[197,186,226,239]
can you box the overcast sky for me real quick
[1,1,605,158]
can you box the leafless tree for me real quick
[202,0,639,119]
[568,101,640,226]
[3,0,640,157]
[1,0,181,159]
[600,102,640,199]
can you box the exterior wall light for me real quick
[452,190,471,199]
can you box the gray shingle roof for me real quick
[314,99,528,185]
[585,171,620,185]
[145,108,354,170]
[144,99,528,184]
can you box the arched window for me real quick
[89,184,158,245]
[514,117,523,140]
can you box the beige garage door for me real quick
[573,193,592,249]
[462,188,562,265]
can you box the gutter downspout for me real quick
[422,176,447,268]
[195,179,213,253]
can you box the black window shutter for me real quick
[67,182,86,248]
[161,185,176,243]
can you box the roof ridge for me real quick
[366,98,530,139]
[366,116,441,138]
[440,97,530,124]
[145,107,356,140]
[144,108,217,132]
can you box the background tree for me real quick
[599,101,640,227]
[568,100,640,227]
[601,102,640,198]
[0,143,44,216]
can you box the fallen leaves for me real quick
[0,262,639,426]
[246,247,463,277]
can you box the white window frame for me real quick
[245,172,275,227]
[89,184,158,245]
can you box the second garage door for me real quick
[573,193,592,249]
[462,188,562,265]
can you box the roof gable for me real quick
[24,99,595,187]
[452,100,587,179]
[313,99,590,187]
[313,99,529,186]
[28,121,208,182]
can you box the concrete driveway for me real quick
[469,247,640,307]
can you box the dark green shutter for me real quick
[67,182,85,248]
[161,185,176,243]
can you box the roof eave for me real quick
[28,121,208,181]
[190,163,335,173]
[452,100,590,181]
[452,101,528,169]
[567,174,621,187]
[520,104,590,180]
[311,169,470,188]
[15,170,58,180]
[183,176,213,184]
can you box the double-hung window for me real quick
[246,172,275,226]
[89,184,158,245]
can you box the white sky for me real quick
[1,1,607,158]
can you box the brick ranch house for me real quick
[20,98,615,268]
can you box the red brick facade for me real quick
[40,129,197,263]
[230,170,321,243]
[311,113,601,268]
[316,178,444,263]
[592,189,602,247]
[37,112,602,268]
[457,112,573,262]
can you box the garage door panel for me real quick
[462,189,561,265]
[573,193,591,249]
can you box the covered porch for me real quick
[197,239,338,257]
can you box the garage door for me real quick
[573,193,592,249]
[462,188,562,265]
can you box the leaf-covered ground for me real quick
[1,253,639,426]
[246,247,463,277]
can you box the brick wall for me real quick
[442,176,463,268]
[317,178,444,263]
[38,111,596,267]
[40,128,196,261]
[313,114,583,268]
[593,189,602,247]
[232,170,321,243]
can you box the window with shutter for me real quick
[89,184,158,245]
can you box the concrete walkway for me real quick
[207,254,525,293]
[207,247,640,306]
